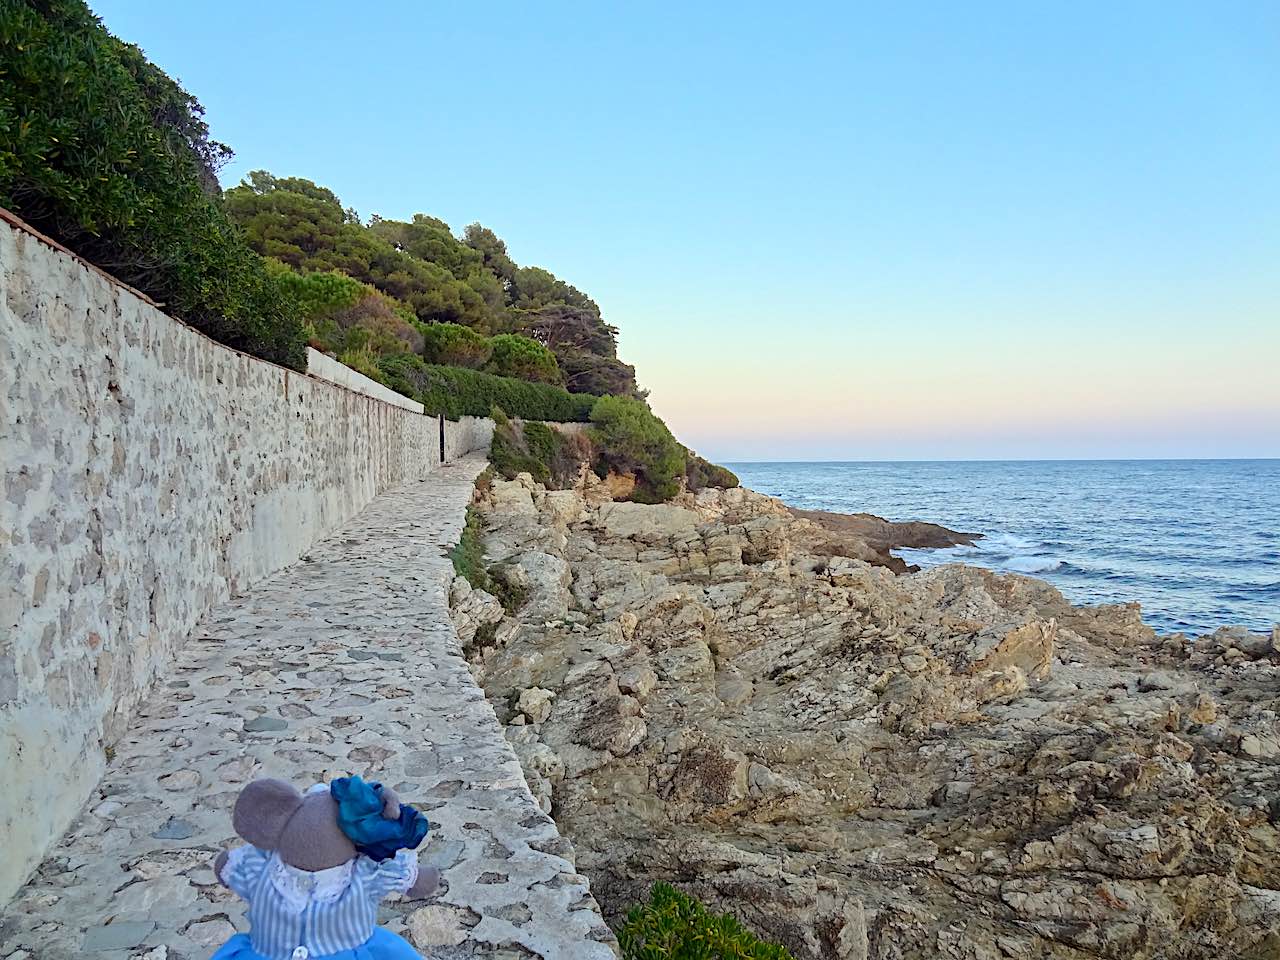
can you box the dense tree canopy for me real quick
[225,172,640,395]
[1,0,642,398]
[0,0,305,367]
[224,173,500,331]
[485,333,561,384]
[0,0,744,502]
[463,223,517,287]
[420,322,492,368]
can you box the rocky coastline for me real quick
[448,470,1280,960]
[786,508,980,574]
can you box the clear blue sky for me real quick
[93,0,1279,460]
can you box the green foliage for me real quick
[487,416,590,490]
[328,293,423,355]
[268,263,365,319]
[225,172,495,330]
[451,503,527,615]
[617,884,795,960]
[485,563,530,615]
[590,396,686,503]
[451,505,491,592]
[224,168,636,391]
[486,333,562,384]
[463,223,517,286]
[368,212,503,330]
[556,346,641,397]
[370,213,484,280]
[489,413,551,484]
[511,265,597,314]
[509,301,639,397]
[521,421,560,466]
[685,451,740,492]
[267,263,421,357]
[335,345,390,385]
[420,322,492,368]
[0,0,306,368]
[377,354,596,422]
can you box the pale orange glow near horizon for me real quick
[629,309,1280,461]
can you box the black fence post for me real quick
[439,413,446,463]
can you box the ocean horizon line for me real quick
[722,456,1280,465]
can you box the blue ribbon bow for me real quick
[330,775,430,862]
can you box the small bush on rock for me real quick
[685,451,740,492]
[589,396,686,503]
[487,414,589,488]
[484,561,530,615]
[451,506,490,591]
[451,502,527,615]
[490,412,551,484]
[617,883,795,960]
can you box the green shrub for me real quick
[487,414,594,490]
[451,503,527,615]
[486,333,561,384]
[0,0,306,369]
[377,354,597,422]
[451,505,490,591]
[335,343,392,386]
[331,294,423,355]
[617,883,795,960]
[268,264,366,320]
[484,562,530,615]
[685,451,740,492]
[521,421,560,466]
[420,322,493,368]
[490,414,550,484]
[590,396,686,503]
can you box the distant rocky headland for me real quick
[787,507,981,574]
[450,470,1280,960]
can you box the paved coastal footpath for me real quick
[0,457,616,960]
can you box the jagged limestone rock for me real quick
[451,475,1280,960]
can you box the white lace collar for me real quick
[268,854,355,912]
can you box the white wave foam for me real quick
[1003,556,1063,574]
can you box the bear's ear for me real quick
[379,784,401,820]
[233,778,304,849]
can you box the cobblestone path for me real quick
[0,458,616,960]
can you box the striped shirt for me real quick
[220,845,419,960]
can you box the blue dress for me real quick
[210,846,423,960]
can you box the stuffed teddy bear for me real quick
[209,776,440,960]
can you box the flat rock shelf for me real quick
[0,457,616,960]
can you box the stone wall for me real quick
[306,347,425,413]
[0,215,492,903]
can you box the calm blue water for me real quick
[728,460,1280,637]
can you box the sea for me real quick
[727,459,1280,638]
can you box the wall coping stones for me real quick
[306,347,426,414]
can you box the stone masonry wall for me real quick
[306,347,425,414]
[0,216,491,903]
